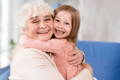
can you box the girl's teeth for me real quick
[56,30,64,34]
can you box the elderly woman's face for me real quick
[25,13,54,40]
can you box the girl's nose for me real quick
[57,23,63,29]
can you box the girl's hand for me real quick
[67,48,84,66]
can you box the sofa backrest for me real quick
[0,65,10,80]
[77,41,120,80]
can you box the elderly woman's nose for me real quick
[39,22,46,28]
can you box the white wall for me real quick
[78,0,120,42]
[0,0,10,67]
[62,0,79,10]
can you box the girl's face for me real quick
[54,11,72,39]
[25,13,54,40]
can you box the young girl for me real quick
[53,5,93,80]
[9,1,84,80]
[20,5,93,80]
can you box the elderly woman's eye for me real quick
[32,20,40,23]
[44,17,53,21]
[45,18,51,21]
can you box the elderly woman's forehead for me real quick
[31,14,53,18]
[42,13,53,17]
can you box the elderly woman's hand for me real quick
[67,48,84,66]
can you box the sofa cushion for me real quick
[77,41,120,80]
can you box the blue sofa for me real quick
[77,41,120,80]
[0,65,10,80]
[0,41,120,80]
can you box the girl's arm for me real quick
[20,35,73,54]
[20,35,85,66]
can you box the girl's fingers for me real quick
[69,58,81,66]
[67,49,84,66]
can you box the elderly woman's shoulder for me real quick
[11,44,48,57]
[10,44,45,62]
[12,44,44,54]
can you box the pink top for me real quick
[20,35,83,80]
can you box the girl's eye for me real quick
[65,22,69,25]
[55,19,60,22]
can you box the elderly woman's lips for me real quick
[36,30,50,34]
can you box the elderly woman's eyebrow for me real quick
[45,15,53,18]
[30,16,39,20]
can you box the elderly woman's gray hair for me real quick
[17,0,53,27]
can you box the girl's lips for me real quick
[55,29,65,34]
